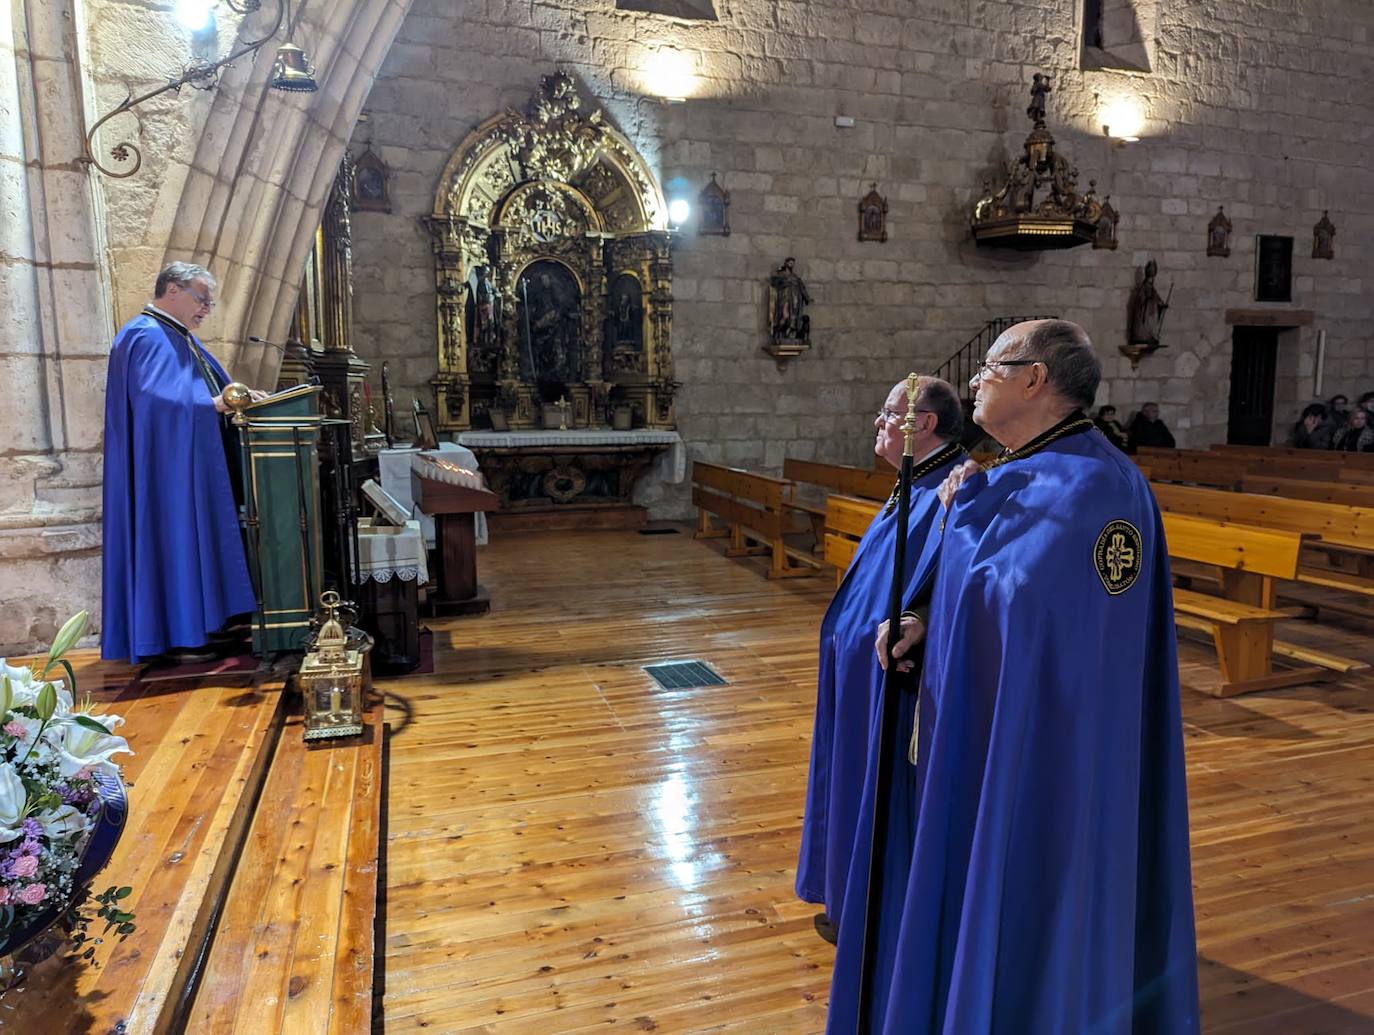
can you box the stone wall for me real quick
[350,0,1374,517]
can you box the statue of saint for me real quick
[1128,260,1169,347]
[769,257,811,345]
[1027,73,1051,126]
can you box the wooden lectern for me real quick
[411,459,499,614]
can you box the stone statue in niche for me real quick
[769,257,811,347]
[518,261,582,387]
[1312,210,1335,259]
[1127,259,1171,348]
[1206,206,1232,257]
[465,265,502,373]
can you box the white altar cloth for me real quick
[455,429,685,483]
[354,519,429,585]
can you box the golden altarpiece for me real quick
[425,72,678,434]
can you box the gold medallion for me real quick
[1094,519,1143,595]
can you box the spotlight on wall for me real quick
[643,46,697,102]
[175,0,216,31]
[667,198,691,228]
[1100,96,1144,143]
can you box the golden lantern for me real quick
[298,591,365,741]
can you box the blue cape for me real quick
[828,423,1199,1034]
[101,313,256,661]
[797,443,964,924]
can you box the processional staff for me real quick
[856,371,921,1034]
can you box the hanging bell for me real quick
[270,42,318,93]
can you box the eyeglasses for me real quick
[877,408,935,424]
[972,358,1037,382]
[184,286,216,311]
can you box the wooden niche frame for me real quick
[698,172,730,236]
[350,144,391,213]
[857,183,888,242]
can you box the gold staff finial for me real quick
[901,372,921,457]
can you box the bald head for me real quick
[1001,319,1101,412]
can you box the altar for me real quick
[456,428,684,531]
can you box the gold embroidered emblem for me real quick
[1094,519,1143,595]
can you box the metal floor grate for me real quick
[643,660,728,689]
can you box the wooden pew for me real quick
[691,461,820,578]
[1161,513,1365,696]
[1240,474,1374,508]
[823,495,881,586]
[783,458,892,546]
[1212,442,1374,470]
[1138,447,1244,489]
[1153,482,1374,620]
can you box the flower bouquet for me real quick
[0,612,136,981]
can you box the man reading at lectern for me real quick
[795,376,964,941]
[829,321,1198,1033]
[101,262,261,663]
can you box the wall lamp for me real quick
[82,0,317,179]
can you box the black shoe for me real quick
[161,646,218,665]
[814,912,838,945]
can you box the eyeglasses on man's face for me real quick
[971,358,1037,383]
[877,407,935,425]
[184,285,216,311]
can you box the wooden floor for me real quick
[378,527,1374,1034]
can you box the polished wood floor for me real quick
[379,527,1374,1034]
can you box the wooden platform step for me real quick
[5,665,287,1034]
[187,693,384,1034]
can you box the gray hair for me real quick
[154,261,216,298]
[916,376,964,442]
[1013,319,1101,412]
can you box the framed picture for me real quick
[1255,235,1293,303]
[857,183,888,242]
[360,479,410,526]
[412,399,439,449]
[698,172,730,236]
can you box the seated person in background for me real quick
[1291,403,1332,449]
[1333,408,1374,452]
[1126,401,1176,453]
[1359,392,1374,417]
[1328,394,1350,420]
[1094,404,1129,452]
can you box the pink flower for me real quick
[10,855,37,878]
[0,886,10,905]
[2,722,24,739]
[16,883,45,905]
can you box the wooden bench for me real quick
[1161,513,1365,695]
[1139,448,1244,490]
[1240,474,1374,508]
[823,494,882,585]
[1211,442,1374,469]
[691,461,820,578]
[783,458,893,546]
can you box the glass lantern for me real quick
[298,591,365,741]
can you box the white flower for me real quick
[53,715,131,779]
[0,762,27,843]
[36,803,89,843]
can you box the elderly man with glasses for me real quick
[795,376,964,944]
[825,320,1199,1034]
[101,261,265,664]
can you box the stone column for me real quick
[0,1,112,652]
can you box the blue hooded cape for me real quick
[828,419,1199,1035]
[100,311,256,662]
[797,442,964,924]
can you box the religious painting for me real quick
[1312,211,1335,260]
[350,145,391,213]
[1206,206,1231,257]
[464,265,501,374]
[607,273,645,373]
[858,184,888,242]
[1093,197,1118,250]
[517,260,582,388]
[1255,235,1293,302]
[699,172,730,236]
[412,400,439,449]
